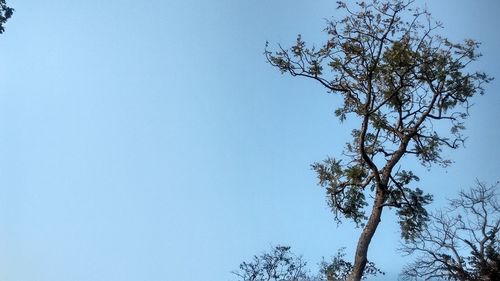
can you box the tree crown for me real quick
[265,0,491,240]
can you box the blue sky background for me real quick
[0,1,498,280]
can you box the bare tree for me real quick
[400,181,500,281]
[264,1,491,280]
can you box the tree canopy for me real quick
[265,0,491,280]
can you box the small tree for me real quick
[400,181,500,281]
[265,1,491,280]
[232,246,310,281]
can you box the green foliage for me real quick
[319,248,384,281]
[394,187,432,241]
[311,158,369,226]
[0,0,13,34]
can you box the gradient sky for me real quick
[0,1,499,280]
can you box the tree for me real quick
[232,245,383,281]
[400,181,500,281]
[232,246,310,281]
[0,0,13,34]
[265,1,491,280]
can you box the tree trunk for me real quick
[348,187,386,281]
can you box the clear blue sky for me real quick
[0,1,498,280]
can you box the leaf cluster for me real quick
[319,248,384,281]
[0,0,13,34]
